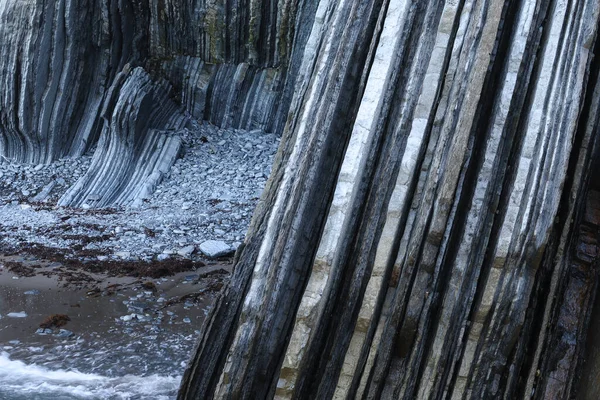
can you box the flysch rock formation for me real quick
[2,0,600,399]
[0,0,307,206]
[178,0,600,399]
[58,66,186,207]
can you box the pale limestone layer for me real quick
[182,0,600,398]
[7,0,598,398]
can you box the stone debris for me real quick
[7,312,27,318]
[0,122,278,262]
[198,240,233,258]
[177,245,196,258]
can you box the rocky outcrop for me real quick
[179,0,600,399]
[0,0,144,164]
[159,57,286,132]
[0,0,309,204]
[58,67,186,208]
[3,0,600,398]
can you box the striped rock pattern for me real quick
[57,67,186,208]
[158,57,287,133]
[180,0,600,399]
[0,0,308,205]
[2,0,600,397]
[0,0,145,164]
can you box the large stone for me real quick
[198,240,232,258]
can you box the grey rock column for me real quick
[180,0,600,399]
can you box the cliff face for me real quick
[0,0,309,205]
[2,0,600,399]
[178,0,600,399]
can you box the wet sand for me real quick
[0,254,229,399]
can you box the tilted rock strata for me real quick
[0,0,309,205]
[58,67,185,208]
[159,57,286,132]
[0,0,144,164]
[180,0,600,399]
[2,0,600,397]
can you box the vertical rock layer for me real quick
[180,0,600,399]
[2,0,600,397]
[57,67,186,208]
[0,0,309,205]
[0,0,147,163]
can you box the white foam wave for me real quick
[0,352,180,399]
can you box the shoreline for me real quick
[0,253,230,398]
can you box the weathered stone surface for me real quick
[58,67,185,208]
[0,0,308,206]
[0,0,142,164]
[2,0,600,398]
[198,240,232,258]
[179,0,600,399]
[159,57,286,132]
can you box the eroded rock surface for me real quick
[180,0,600,399]
[0,0,305,205]
[0,122,277,262]
[58,67,187,208]
[2,0,600,399]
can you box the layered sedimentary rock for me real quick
[3,0,600,398]
[159,57,286,132]
[0,0,308,204]
[180,0,600,399]
[58,67,186,208]
[0,0,145,164]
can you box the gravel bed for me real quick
[0,122,279,262]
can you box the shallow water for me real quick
[0,352,180,400]
[0,259,226,399]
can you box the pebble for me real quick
[198,240,232,258]
[0,122,278,262]
[115,251,131,259]
[7,311,27,318]
[177,245,196,257]
[56,329,75,338]
[120,314,136,322]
